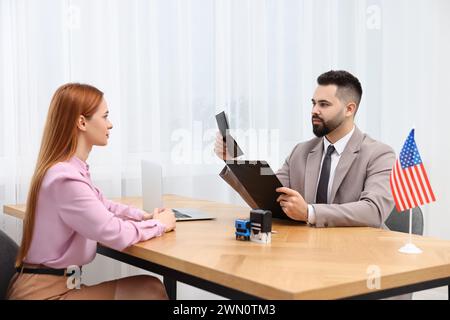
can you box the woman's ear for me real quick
[77,115,87,132]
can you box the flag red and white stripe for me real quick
[390,160,436,212]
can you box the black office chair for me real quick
[0,229,19,299]
[385,206,424,235]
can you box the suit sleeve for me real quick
[276,145,300,188]
[311,145,396,228]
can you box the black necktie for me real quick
[316,145,335,204]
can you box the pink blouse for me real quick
[24,156,165,268]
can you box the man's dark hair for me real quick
[317,70,363,111]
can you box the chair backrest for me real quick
[384,207,424,236]
[0,229,19,299]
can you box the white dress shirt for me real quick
[307,126,355,225]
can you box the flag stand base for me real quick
[399,242,422,254]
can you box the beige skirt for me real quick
[7,272,117,300]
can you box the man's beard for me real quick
[312,115,345,138]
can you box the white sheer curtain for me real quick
[1,0,450,298]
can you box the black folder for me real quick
[225,160,289,219]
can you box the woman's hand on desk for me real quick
[153,208,176,232]
[142,208,165,220]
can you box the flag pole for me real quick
[408,208,412,244]
[393,127,433,255]
[399,207,422,254]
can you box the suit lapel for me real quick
[329,127,364,203]
[304,140,324,204]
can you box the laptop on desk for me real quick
[141,160,215,221]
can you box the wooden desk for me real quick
[4,195,450,300]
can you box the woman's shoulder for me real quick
[43,160,85,186]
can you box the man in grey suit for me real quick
[215,70,396,228]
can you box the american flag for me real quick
[390,129,436,212]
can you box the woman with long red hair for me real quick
[7,83,176,299]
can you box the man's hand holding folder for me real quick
[276,187,308,221]
[214,132,235,161]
